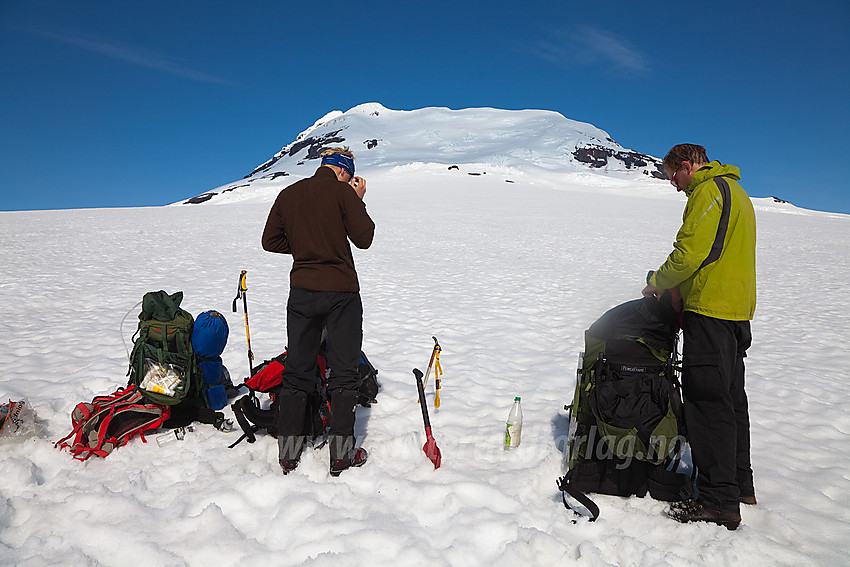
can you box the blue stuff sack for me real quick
[198,359,229,409]
[192,311,231,410]
[192,310,229,358]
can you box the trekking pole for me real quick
[413,368,442,469]
[231,270,255,377]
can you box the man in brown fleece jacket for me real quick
[262,146,375,476]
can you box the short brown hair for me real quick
[662,144,708,173]
[320,146,355,160]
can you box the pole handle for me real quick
[413,369,431,429]
[232,270,248,312]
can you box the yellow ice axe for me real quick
[418,336,442,406]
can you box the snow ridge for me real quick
[182,103,666,205]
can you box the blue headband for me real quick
[321,153,355,177]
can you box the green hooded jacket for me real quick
[649,161,756,321]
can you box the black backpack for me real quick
[558,295,694,521]
[229,349,379,448]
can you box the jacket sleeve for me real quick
[650,181,722,290]
[261,199,291,254]
[342,191,375,250]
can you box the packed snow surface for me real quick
[1,165,849,566]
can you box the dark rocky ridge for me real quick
[573,144,666,179]
[247,128,348,178]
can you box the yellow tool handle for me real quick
[434,353,442,408]
[417,337,442,404]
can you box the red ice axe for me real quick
[413,368,442,469]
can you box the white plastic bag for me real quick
[139,358,184,397]
[0,398,40,441]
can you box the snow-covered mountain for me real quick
[181,103,667,205]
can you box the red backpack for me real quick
[56,386,170,460]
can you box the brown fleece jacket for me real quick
[262,166,375,292]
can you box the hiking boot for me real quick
[330,447,368,477]
[280,459,299,475]
[739,494,757,505]
[666,499,741,530]
[278,435,305,466]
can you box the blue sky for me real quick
[1,1,848,213]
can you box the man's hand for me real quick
[642,283,664,301]
[351,176,366,200]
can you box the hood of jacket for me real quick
[685,161,741,196]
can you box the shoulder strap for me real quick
[698,176,732,270]
[557,476,600,522]
[229,394,277,447]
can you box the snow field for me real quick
[1,167,849,566]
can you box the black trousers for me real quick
[278,288,362,448]
[681,311,753,512]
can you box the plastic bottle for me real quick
[504,397,523,450]
[156,425,194,447]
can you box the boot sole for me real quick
[329,461,366,477]
[330,456,367,477]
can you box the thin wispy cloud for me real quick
[28,28,232,85]
[528,25,651,76]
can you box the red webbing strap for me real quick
[73,406,117,461]
[56,401,98,449]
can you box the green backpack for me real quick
[559,295,692,520]
[128,290,198,406]
[570,298,681,467]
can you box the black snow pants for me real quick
[277,288,363,462]
[681,311,754,512]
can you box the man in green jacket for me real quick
[642,143,756,530]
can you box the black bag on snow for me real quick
[229,349,379,448]
[558,294,694,520]
[354,351,380,407]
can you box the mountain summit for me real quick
[184,103,665,205]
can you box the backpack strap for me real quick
[229,394,279,447]
[698,176,732,270]
[229,396,258,448]
[557,476,600,522]
[81,406,120,460]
